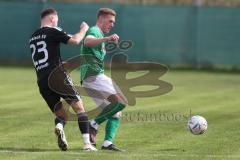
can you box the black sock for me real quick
[77,112,89,134]
[55,117,66,127]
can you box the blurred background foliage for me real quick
[3,0,240,7]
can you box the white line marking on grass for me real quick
[0,150,240,159]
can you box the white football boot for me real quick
[83,143,98,151]
[55,123,68,151]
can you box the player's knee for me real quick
[108,94,128,106]
[117,93,128,105]
[70,99,85,114]
[107,94,121,103]
[55,112,68,121]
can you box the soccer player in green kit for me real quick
[80,8,127,151]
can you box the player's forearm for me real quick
[84,37,108,47]
[68,30,87,45]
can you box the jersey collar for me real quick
[95,25,104,36]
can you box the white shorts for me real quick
[82,74,119,107]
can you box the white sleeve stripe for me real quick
[53,26,63,31]
[86,35,95,38]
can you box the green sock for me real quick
[95,103,125,124]
[104,117,120,142]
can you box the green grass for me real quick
[0,66,240,160]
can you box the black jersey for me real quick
[29,26,71,82]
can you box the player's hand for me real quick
[80,21,89,32]
[107,34,119,43]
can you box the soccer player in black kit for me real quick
[29,8,97,151]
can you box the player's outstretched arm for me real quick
[68,22,89,45]
[84,34,119,47]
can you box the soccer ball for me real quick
[188,115,208,135]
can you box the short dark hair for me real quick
[41,8,57,19]
[97,8,116,19]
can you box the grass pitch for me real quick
[0,67,240,160]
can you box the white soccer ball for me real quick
[188,115,208,135]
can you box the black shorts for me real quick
[38,71,80,113]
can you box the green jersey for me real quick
[80,26,106,82]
